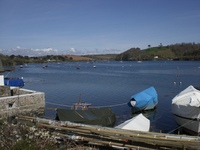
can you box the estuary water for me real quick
[7,60,200,134]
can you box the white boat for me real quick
[171,85,200,135]
[115,113,150,132]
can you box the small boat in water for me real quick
[172,85,200,135]
[115,113,150,132]
[56,100,116,127]
[128,86,158,113]
[4,77,24,87]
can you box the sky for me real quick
[0,0,200,56]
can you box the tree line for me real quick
[0,54,72,66]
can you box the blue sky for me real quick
[0,0,200,56]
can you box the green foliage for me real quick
[0,54,70,66]
[145,46,168,52]
[115,48,141,61]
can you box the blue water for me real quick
[6,60,200,133]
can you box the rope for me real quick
[46,102,71,107]
[167,119,196,134]
[46,101,127,108]
[4,72,10,77]
[93,102,127,108]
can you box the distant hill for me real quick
[65,55,94,61]
[83,54,117,61]
[62,54,117,61]
[115,43,200,61]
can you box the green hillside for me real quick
[115,43,200,61]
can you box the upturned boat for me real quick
[115,113,150,132]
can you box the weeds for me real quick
[0,117,99,150]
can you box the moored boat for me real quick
[56,100,116,127]
[128,86,158,113]
[0,60,24,87]
[4,77,25,87]
[115,113,150,132]
[171,85,200,135]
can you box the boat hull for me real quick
[56,107,116,127]
[173,114,200,135]
[172,103,200,135]
[131,101,158,113]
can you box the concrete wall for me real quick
[0,75,4,86]
[0,87,45,119]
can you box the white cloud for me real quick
[103,48,121,54]
[69,48,76,53]
[16,46,21,49]
[42,47,53,52]
[0,46,122,57]
[0,47,66,57]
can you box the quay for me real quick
[0,59,45,119]
[0,86,45,119]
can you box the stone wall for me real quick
[0,87,45,119]
[0,86,11,97]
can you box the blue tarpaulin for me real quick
[4,78,24,87]
[128,86,158,112]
